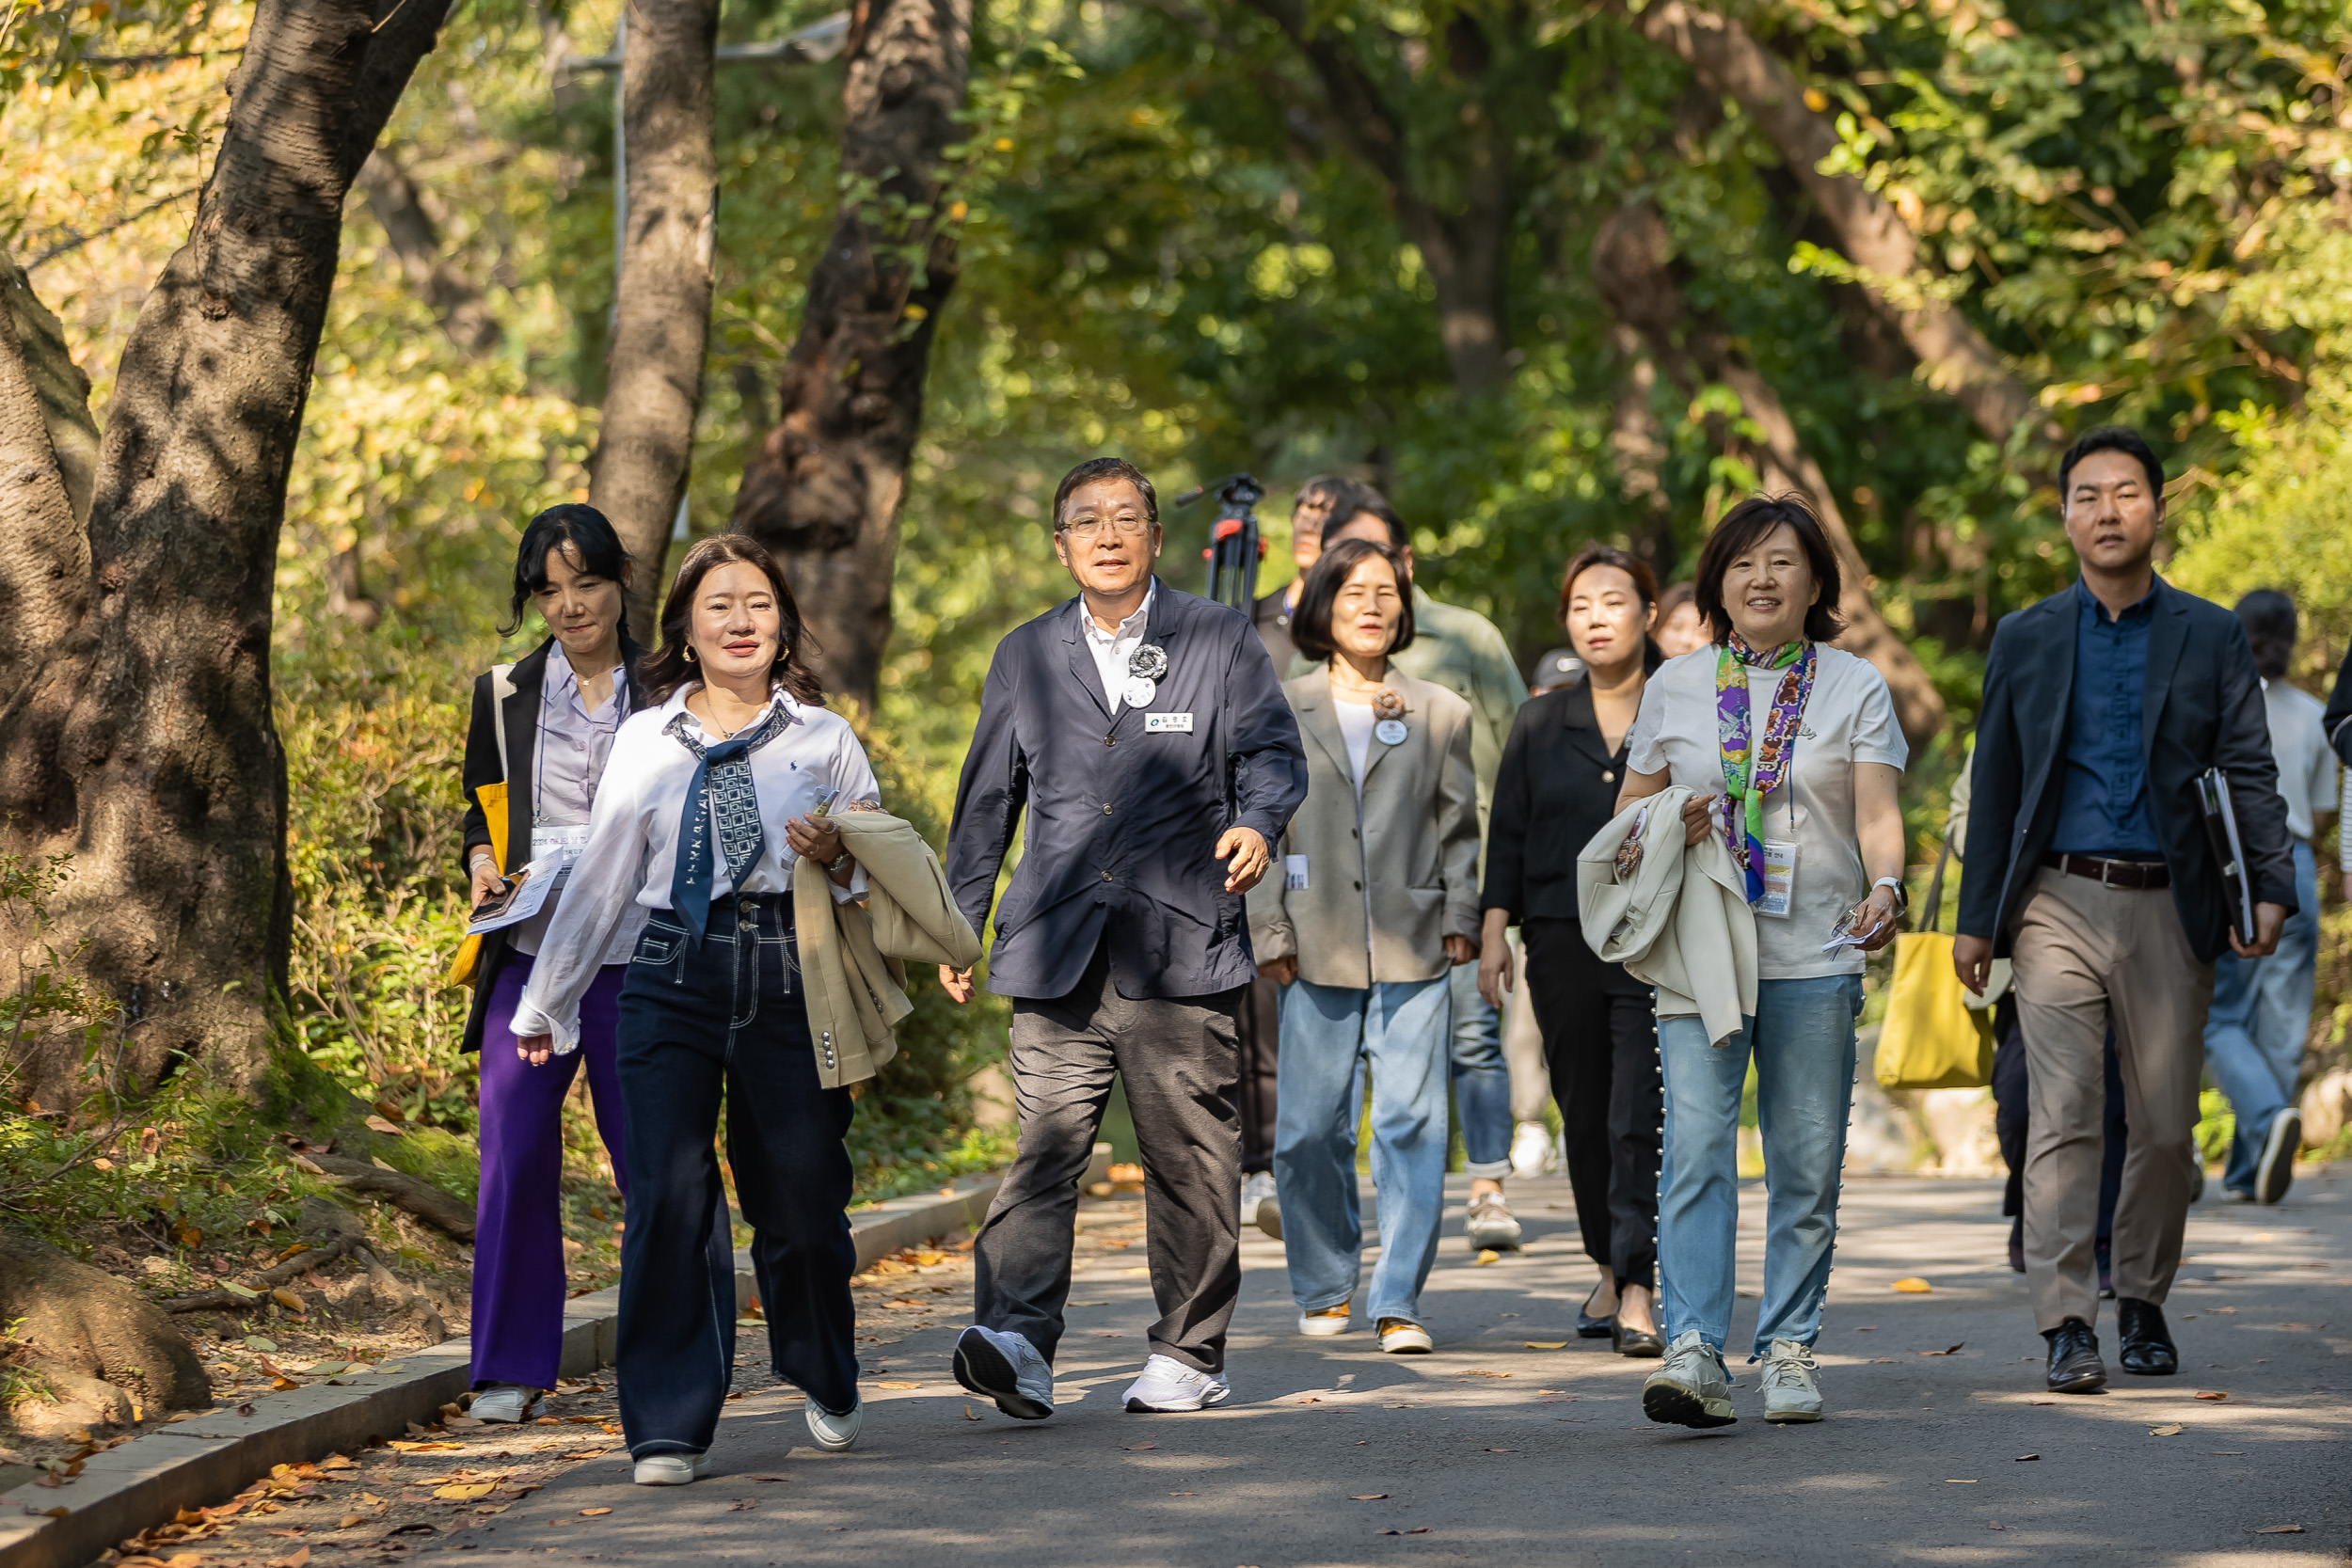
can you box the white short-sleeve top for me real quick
[1626,644,1908,980]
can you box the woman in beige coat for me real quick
[1248,537,1481,1354]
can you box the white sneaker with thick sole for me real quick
[1122,1354,1232,1412]
[1298,1302,1352,1337]
[1465,1193,1523,1251]
[954,1324,1056,1420]
[1509,1120,1552,1180]
[1240,1170,1277,1228]
[1757,1338,1823,1422]
[1377,1318,1433,1354]
[2256,1107,2301,1204]
[803,1396,863,1451]
[632,1452,711,1486]
[1642,1330,1737,1428]
[469,1384,535,1424]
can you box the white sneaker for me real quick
[1297,1301,1353,1337]
[2256,1107,2301,1204]
[1642,1330,1737,1429]
[1757,1338,1822,1423]
[1240,1170,1277,1227]
[803,1396,863,1451]
[632,1451,710,1485]
[1509,1120,1552,1180]
[469,1384,535,1424]
[1376,1318,1433,1354]
[1465,1192,1522,1251]
[953,1324,1055,1420]
[1122,1353,1232,1412]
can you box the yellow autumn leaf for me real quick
[1523,1340,1569,1350]
[435,1483,497,1500]
[1890,1277,1932,1292]
[2149,1423,2185,1436]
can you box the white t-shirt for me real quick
[1335,698,1375,792]
[1626,644,1908,980]
[2262,679,2335,845]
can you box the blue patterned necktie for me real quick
[665,700,791,945]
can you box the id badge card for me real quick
[1284,854,1311,891]
[531,824,590,867]
[1755,839,1798,918]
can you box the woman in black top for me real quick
[1477,545,1665,1356]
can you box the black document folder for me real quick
[2196,767,2257,946]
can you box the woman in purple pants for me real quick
[458,504,646,1423]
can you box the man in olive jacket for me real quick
[943,457,1308,1421]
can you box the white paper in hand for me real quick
[467,852,564,935]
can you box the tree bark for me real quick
[1626,0,2058,459]
[0,1231,210,1414]
[0,0,455,1106]
[354,146,503,356]
[1240,1,1515,397]
[0,252,94,710]
[589,0,721,644]
[729,0,973,713]
[1605,324,1678,577]
[1592,202,1946,748]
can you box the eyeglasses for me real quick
[1058,517,1152,540]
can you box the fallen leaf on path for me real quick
[435,1484,496,1500]
[747,1476,787,1482]
[1523,1341,1569,1350]
[1869,1358,1899,1364]
[558,1449,611,1460]
[727,1499,756,1511]
[271,1377,300,1390]
[1349,1495,1389,1500]
[1168,1490,1196,1496]
[2194,1390,2229,1401]
[1944,1479,1977,1483]
[1120,1442,1157,1451]
[1986,1522,2004,1530]
[1120,1267,1151,1276]
[246,1336,279,1352]
[318,1454,357,1470]
[268,1550,311,1568]
[579,1507,612,1516]
[876,1381,920,1389]
[1457,1370,1510,1379]
[1473,1250,1500,1266]
[1377,1527,1432,1535]
[2149,1424,2185,1436]
[1890,1278,1932,1292]
[1917,1344,1963,1356]
[2253,1525,2304,1534]
[963,1404,980,1421]
[388,1442,464,1453]
[1483,1448,1516,1453]
[340,1514,364,1528]
[2015,1455,2039,1463]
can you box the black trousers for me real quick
[1992,995,2125,1242]
[1523,917,1661,1291]
[974,942,1245,1372]
[613,895,858,1455]
[1236,974,1282,1174]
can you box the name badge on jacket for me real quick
[1146,712,1195,734]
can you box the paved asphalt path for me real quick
[447,1168,2352,1567]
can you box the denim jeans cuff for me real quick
[1460,1158,1511,1180]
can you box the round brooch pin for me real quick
[1123,675,1158,708]
[1371,688,1406,721]
[1129,644,1169,681]
[1375,718,1408,746]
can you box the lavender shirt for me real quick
[508,645,639,964]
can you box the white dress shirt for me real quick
[510,644,632,961]
[509,684,881,1053]
[1079,581,1155,713]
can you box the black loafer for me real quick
[1613,1319,1663,1358]
[2117,1296,2178,1376]
[2043,1317,2106,1394]
[1577,1285,1615,1338]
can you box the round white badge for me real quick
[1123,675,1158,709]
[1375,718,1407,746]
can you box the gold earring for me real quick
[685,646,697,663]
[778,645,789,663]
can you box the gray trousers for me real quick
[2010,870,2214,1332]
[972,943,1245,1373]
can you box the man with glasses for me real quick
[943,456,1308,1418]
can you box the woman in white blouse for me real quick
[1613,496,1908,1429]
[513,534,881,1480]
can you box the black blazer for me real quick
[1956,578,2295,963]
[947,580,1308,1001]
[1481,654,1659,923]
[2322,643,2352,765]
[457,635,648,1053]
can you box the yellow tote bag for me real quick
[445,779,510,989]
[1874,838,1994,1090]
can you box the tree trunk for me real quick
[729,0,973,713]
[1593,202,1946,748]
[1625,0,2058,460]
[0,251,93,708]
[354,146,503,356]
[0,0,455,1106]
[588,0,721,644]
[0,1231,211,1420]
[1605,324,1678,577]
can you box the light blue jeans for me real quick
[1447,964,1514,1178]
[2204,837,2319,1195]
[1274,976,1453,1325]
[1658,974,1863,1359]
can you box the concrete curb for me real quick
[0,1148,1097,1568]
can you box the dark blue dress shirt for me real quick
[2050,577,2163,857]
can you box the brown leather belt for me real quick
[2043,852,2169,890]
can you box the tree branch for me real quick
[354,147,502,355]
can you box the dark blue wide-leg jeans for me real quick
[614,892,858,1456]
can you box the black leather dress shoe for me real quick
[2043,1318,2106,1393]
[1577,1285,1614,1338]
[2117,1296,2178,1376]
[1613,1318,1663,1358]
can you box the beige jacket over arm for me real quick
[790,807,983,1089]
[1575,785,1757,1048]
[1248,668,1480,990]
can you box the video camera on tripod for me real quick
[1173,472,1265,613]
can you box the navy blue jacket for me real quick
[948,581,1309,1001]
[1957,577,2295,963]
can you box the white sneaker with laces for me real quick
[1298,1301,1353,1336]
[632,1451,710,1486]
[954,1324,1056,1420]
[1376,1318,1433,1354]
[1122,1354,1232,1413]
[469,1384,534,1424]
[1240,1170,1278,1227]
[1757,1338,1822,1422]
[803,1396,863,1450]
[1509,1120,1552,1180]
[1465,1192,1523,1250]
[1642,1329,1737,1428]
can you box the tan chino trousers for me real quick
[2010,869,2214,1332]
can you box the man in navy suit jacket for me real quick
[943,457,1307,1422]
[1955,427,2293,1398]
